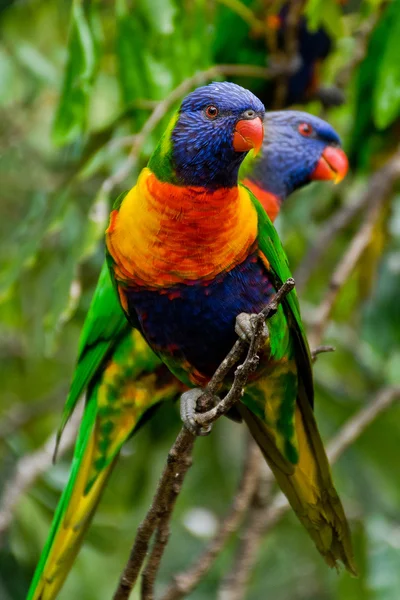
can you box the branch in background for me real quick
[0,387,66,441]
[326,386,400,463]
[295,146,400,294]
[101,62,297,196]
[219,385,400,599]
[217,0,266,35]
[311,345,335,362]
[308,147,400,349]
[112,280,294,600]
[160,438,262,600]
[218,466,273,600]
[0,404,82,541]
[334,6,386,91]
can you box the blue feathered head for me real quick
[150,82,265,189]
[246,110,348,200]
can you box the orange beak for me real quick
[311,146,349,184]
[233,117,264,155]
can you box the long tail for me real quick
[238,386,357,575]
[28,361,183,600]
[27,398,120,600]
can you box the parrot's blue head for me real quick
[246,110,348,202]
[150,82,265,189]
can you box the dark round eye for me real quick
[298,123,313,136]
[205,105,219,119]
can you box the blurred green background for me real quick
[1,0,400,598]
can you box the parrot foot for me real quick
[180,389,217,436]
[235,313,269,347]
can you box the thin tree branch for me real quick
[160,438,263,600]
[300,148,400,349]
[218,468,273,600]
[101,63,296,196]
[113,428,196,600]
[219,385,400,599]
[334,6,386,91]
[326,386,400,463]
[295,146,400,295]
[311,345,335,362]
[0,387,66,441]
[0,403,82,541]
[216,0,266,35]
[112,280,295,600]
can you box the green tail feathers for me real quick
[27,400,118,600]
[239,388,357,575]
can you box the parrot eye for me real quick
[298,123,313,137]
[205,105,219,119]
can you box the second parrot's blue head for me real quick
[149,82,265,189]
[245,110,348,202]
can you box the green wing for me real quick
[56,191,132,448]
[249,189,314,405]
[56,261,129,448]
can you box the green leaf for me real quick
[305,0,344,38]
[373,0,400,129]
[115,3,153,106]
[52,0,99,145]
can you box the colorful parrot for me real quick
[104,81,355,569]
[27,102,349,600]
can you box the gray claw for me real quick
[235,313,269,346]
[180,389,213,436]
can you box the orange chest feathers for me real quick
[106,168,259,288]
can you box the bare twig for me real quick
[113,428,195,600]
[326,386,400,463]
[218,466,273,600]
[295,188,375,293]
[295,148,400,348]
[101,63,296,196]
[219,386,400,599]
[113,280,295,600]
[311,345,335,362]
[141,520,171,599]
[0,387,66,441]
[0,404,82,541]
[160,437,262,600]
[295,148,400,296]
[216,0,266,34]
[334,6,386,91]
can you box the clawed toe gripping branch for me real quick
[112,278,295,600]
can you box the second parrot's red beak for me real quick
[233,117,264,155]
[311,146,349,184]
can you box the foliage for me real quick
[0,0,400,599]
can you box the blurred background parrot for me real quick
[214,0,347,109]
[27,102,349,600]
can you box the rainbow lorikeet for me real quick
[104,81,355,567]
[27,104,349,600]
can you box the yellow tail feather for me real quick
[30,431,118,600]
[238,391,357,575]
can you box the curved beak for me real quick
[311,146,349,184]
[233,117,264,155]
